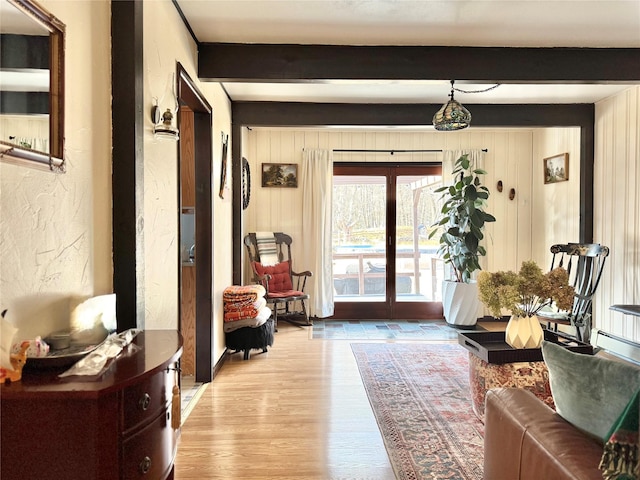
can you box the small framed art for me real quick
[543,153,569,184]
[261,163,298,188]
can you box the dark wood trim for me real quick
[233,101,595,245]
[580,123,595,243]
[232,102,594,127]
[194,111,213,382]
[232,122,243,285]
[200,43,640,82]
[112,0,144,331]
[177,63,214,382]
[170,0,198,46]
[331,163,444,320]
[226,46,611,294]
[178,64,212,114]
[214,349,228,377]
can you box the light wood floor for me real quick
[174,321,505,480]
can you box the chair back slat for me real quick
[548,243,609,338]
[244,232,293,264]
[244,232,297,282]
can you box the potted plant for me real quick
[477,261,575,348]
[430,153,496,327]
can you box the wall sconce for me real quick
[151,104,179,140]
[151,73,180,140]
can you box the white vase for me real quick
[442,280,480,327]
[505,315,544,349]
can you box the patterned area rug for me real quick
[351,342,484,480]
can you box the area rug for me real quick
[351,342,484,480]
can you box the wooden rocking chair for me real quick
[244,232,313,329]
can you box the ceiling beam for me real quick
[231,101,595,245]
[232,102,594,128]
[200,44,640,83]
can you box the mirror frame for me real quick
[0,0,65,172]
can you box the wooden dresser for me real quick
[0,330,183,480]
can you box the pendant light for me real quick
[432,80,471,131]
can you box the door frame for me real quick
[332,162,444,320]
[177,64,214,382]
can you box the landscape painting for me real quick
[261,163,298,188]
[544,153,569,184]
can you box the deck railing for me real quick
[332,250,443,298]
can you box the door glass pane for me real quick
[333,175,386,302]
[396,173,443,302]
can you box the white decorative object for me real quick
[70,294,116,343]
[505,315,544,349]
[1,311,18,370]
[442,281,480,327]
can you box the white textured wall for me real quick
[0,0,112,340]
[594,86,640,340]
[243,128,581,283]
[144,0,232,364]
[0,0,233,366]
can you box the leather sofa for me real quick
[484,388,605,480]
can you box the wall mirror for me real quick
[0,0,65,172]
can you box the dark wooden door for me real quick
[332,163,444,320]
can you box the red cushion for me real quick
[253,261,293,293]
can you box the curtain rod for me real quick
[332,148,488,155]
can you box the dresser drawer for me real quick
[122,408,178,480]
[123,365,175,431]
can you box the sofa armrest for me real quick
[484,388,604,480]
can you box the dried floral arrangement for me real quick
[477,260,575,318]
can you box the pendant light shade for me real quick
[433,80,471,131]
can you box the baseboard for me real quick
[212,348,228,378]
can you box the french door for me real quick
[332,163,444,320]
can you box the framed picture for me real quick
[261,163,298,188]
[543,153,569,184]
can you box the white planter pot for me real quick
[505,315,544,349]
[442,281,479,327]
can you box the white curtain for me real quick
[442,149,485,180]
[301,148,334,318]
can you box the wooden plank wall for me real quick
[531,128,582,266]
[242,128,581,284]
[594,86,640,341]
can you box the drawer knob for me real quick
[139,393,151,411]
[139,456,152,474]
